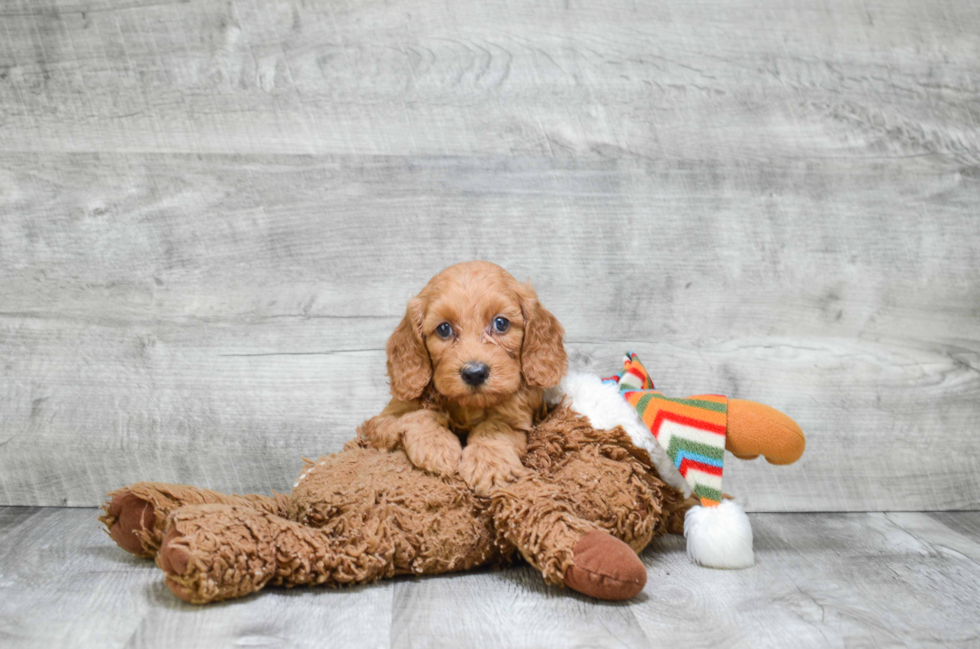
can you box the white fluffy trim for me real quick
[548,372,691,498]
[684,500,754,569]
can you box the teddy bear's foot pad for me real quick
[564,530,646,601]
[158,526,197,602]
[101,491,156,558]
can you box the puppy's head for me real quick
[386,261,566,408]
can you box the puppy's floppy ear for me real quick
[517,282,567,388]
[386,297,431,401]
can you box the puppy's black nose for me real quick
[460,362,490,387]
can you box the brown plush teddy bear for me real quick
[101,363,803,603]
[101,402,671,602]
[101,263,805,602]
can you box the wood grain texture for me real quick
[0,0,978,162]
[2,507,980,648]
[1,154,977,509]
[1,0,979,509]
[0,507,394,649]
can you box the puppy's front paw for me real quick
[356,415,403,451]
[458,445,529,497]
[403,426,462,477]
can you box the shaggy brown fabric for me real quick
[289,446,505,577]
[99,482,290,557]
[491,405,686,586]
[103,404,691,603]
[158,502,413,603]
[152,447,510,603]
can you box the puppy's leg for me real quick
[357,414,407,451]
[401,410,463,476]
[458,420,529,497]
[356,398,422,451]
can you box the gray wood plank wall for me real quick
[1,0,978,509]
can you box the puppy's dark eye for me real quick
[435,322,453,339]
[492,317,510,333]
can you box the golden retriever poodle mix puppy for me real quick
[357,261,567,496]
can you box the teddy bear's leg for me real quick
[156,503,400,604]
[492,444,685,601]
[100,482,289,558]
[158,446,504,604]
[493,479,644,601]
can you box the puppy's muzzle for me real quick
[460,362,490,387]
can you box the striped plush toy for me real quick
[554,352,807,570]
[603,352,729,507]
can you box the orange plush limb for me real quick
[722,399,806,465]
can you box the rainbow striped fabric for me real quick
[604,352,728,507]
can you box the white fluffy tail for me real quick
[684,500,754,569]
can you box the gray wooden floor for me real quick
[1,507,978,649]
